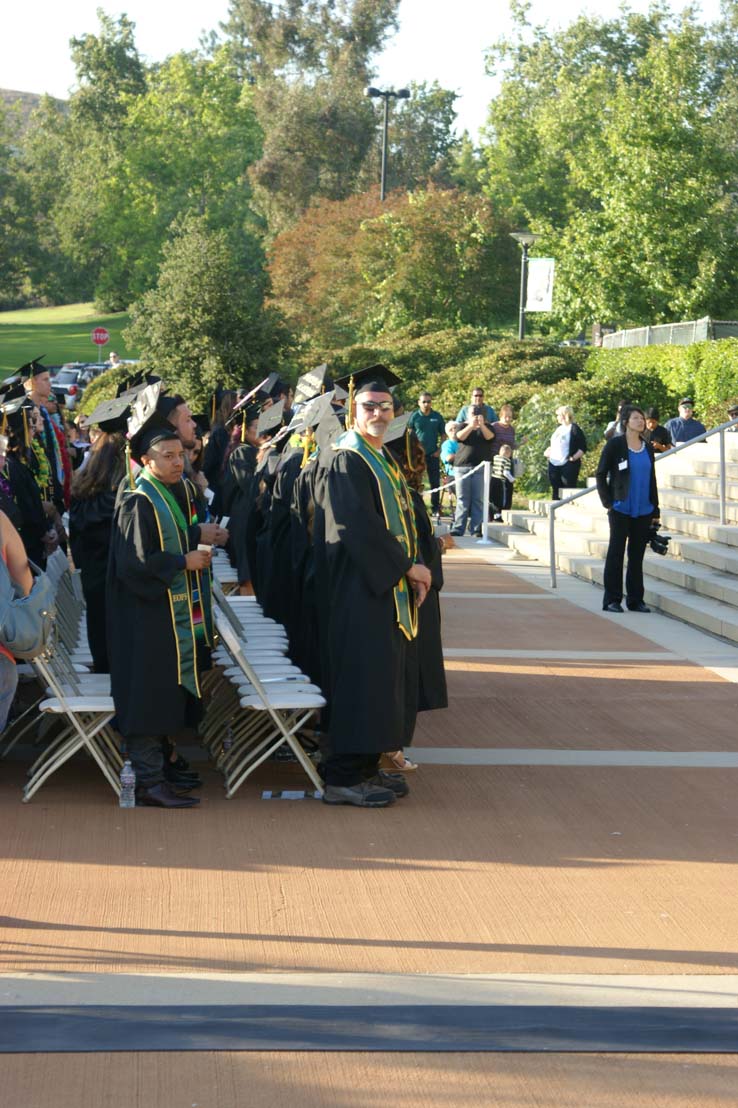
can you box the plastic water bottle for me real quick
[119,760,136,808]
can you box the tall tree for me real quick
[125,213,291,406]
[222,0,400,233]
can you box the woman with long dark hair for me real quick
[69,430,126,671]
[596,405,660,613]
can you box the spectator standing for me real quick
[664,399,706,444]
[408,392,446,515]
[456,387,497,425]
[449,406,495,536]
[490,443,515,520]
[604,399,630,440]
[643,408,672,453]
[596,405,659,613]
[727,403,738,431]
[490,404,517,456]
[544,405,587,500]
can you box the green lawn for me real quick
[0,303,135,376]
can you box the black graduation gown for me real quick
[106,488,202,737]
[263,448,303,628]
[6,454,48,567]
[202,424,229,517]
[69,490,117,672]
[289,460,320,684]
[224,443,258,585]
[411,489,448,712]
[314,448,419,755]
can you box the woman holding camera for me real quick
[596,405,660,613]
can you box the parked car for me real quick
[51,365,87,410]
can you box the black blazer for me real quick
[596,435,659,516]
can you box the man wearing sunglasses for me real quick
[315,365,431,809]
[456,387,497,425]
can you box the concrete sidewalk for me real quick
[1,538,737,1104]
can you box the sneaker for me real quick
[449,529,463,537]
[368,771,409,798]
[493,513,503,522]
[322,781,396,807]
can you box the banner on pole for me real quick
[526,257,555,312]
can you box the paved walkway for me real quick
[1,537,737,1105]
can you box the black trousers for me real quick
[603,510,652,608]
[426,453,441,513]
[322,753,381,787]
[548,459,581,500]
[490,475,513,513]
[123,734,166,788]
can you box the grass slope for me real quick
[0,303,134,375]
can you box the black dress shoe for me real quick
[604,602,624,612]
[627,601,651,613]
[163,767,203,789]
[136,783,200,808]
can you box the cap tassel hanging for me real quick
[241,415,246,443]
[22,409,29,449]
[346,375,355,430]
[211,392,217,425]
[301,430,314,468]
[125,441,135,490]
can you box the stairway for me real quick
[496,433,738,643]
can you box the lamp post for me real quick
[510,230,541,340]
[364,85,411,201]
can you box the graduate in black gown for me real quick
[68,397,129,672]
[385,422,448,715]
[313,366,432,808]
[107,385,218,808]
[0,386,54,568]
[222,404,262,591]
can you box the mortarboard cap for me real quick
[192,413,211,435]
[334,364,401,397]
[257,399,284,437]
[315,410,344,458]
[128,382,180,462]
[294,364,330,405]
[86,395,132,434]
[17,356,48,380]
[383,412,412,446]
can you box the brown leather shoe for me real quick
[136,783,200,808]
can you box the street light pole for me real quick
[365,85,411,202]
[510,230,541,340]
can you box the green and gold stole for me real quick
[135,468,214,699]
[335,429,419,641]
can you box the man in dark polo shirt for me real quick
[408,392,446,515]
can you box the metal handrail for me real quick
[548,417,738,588]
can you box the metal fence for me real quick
[602,317,738,349]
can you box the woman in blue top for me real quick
[595,405,660,613]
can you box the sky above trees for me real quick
[1,0,723,138]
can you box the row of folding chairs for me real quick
[202,553,326,797]
[3,547,326,802]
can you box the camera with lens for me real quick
[471,405,485,417]
[648,524,669,556]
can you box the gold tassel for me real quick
[241,415,246,443]
[347,374,355,430]
[126,442,135,490]
[22,409,29,449]
[0,413,6,437]
[301,430,314,468]
[211,392,216,424]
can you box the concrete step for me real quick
[561,557,738,645]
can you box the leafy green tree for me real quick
[0,102,26,306]
[125,214,292,406]
[481,4,738,332]
[268,186,518,348]
[69,10,146,131]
